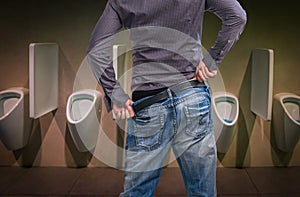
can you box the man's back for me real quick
[111,0,205,37]
[87,0,246,110]
[107,0,207,92]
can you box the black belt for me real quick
[132,80,207,113]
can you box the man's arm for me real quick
[87,1,131,114]
[203,0,247,71]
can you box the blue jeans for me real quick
[120,85,217,197]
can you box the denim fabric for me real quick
[120,85,217,197]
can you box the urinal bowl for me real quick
[66,89,102,152]
[0,87,33,150]
[272,93,300,152]
[212,92,239,153]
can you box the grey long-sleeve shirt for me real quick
[87,0,247,111]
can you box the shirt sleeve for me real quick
[86,0,130,112]
[204,0,247,70]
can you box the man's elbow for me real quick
[234,6,247,29]
[225,9,247,30]
[239,9,247,28]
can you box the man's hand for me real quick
[195,61,217,82]
[113,100,135,120]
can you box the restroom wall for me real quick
[0,0,299,167]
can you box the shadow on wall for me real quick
[217,53,256,167]
[55,48,94,168]
[270,124,293,167]
[64,124,93,168]
[13,111,55,167]
[12,120,41,167]
[235,53,256,167]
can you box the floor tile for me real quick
[246,167,300,194]
[2,167,84,195]
[155,196,187,197]
[217,168,259,195]
[1,166,300,196]
[0,167,29,192]
[69,167,124,195]
[218,195,260,197]
[155,168,187,196]
[261,194,300,197]
[70,195,187,197]
[68,195,118,197]
[0,194,66,197]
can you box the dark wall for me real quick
[203,0,300,95]
[0,0,107,89]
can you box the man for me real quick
[87,0,246,196]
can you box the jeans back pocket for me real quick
[184,100,210,139]
[133,106,166,150]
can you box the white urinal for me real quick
[212,92,239,153]
[0,87,33,150]
[272,93,300,152]
[66,89,102,152]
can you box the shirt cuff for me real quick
[202,52,218,71]
[103,86,130,112]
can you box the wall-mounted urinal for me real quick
[212,92,239,153]
[66,89,102,152]
[0,87,33,150]
[272,93,300,152]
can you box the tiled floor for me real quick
[0,167,299,197]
